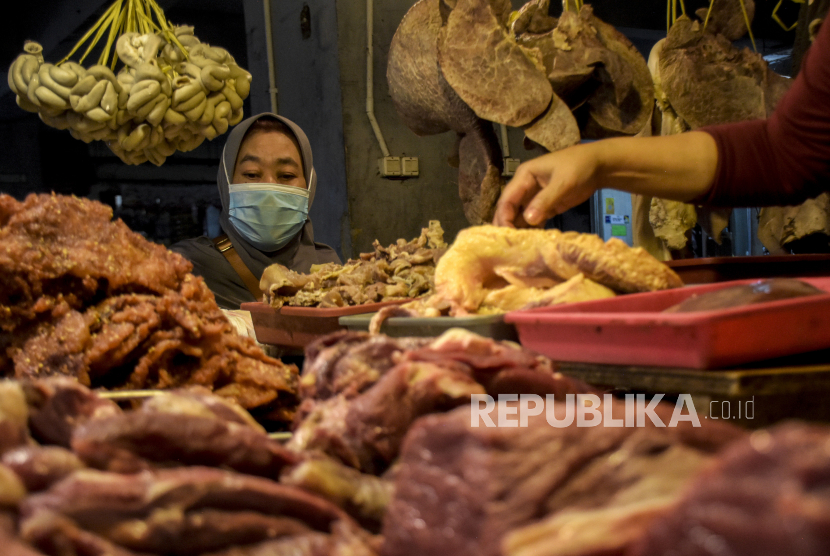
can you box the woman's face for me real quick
[232,130,307,189]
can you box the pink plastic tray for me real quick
[241,299,409,347]
[504,277,830,369]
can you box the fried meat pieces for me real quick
[0,194,189,330]
[0,194,297,412]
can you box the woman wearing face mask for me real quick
[171,113,341,310]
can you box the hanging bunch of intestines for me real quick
[7,0,252,166]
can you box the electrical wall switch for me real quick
[502,157,521,177]
[378,156,402,177]
[401,157,419,177]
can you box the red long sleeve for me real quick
[698,20,830,207]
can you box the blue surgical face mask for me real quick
[227,183,310,251]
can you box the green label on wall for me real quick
[611,224,627,237]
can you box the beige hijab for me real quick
[171,113,340,309]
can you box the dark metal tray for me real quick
[339,312,518,341]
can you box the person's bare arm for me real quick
[493,131,719,227]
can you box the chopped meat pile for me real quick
[261,221,447,309]
[0,193,297,413]
[0,377,378,556]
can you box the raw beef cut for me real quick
[2,446,84,492]
[71,409,298,477]
[629,422,830,556]
[24,378,121,448]
[382,398,744,556]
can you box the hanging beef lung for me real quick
[515,9,611,109]
[457,121,504,225]
[658,16,789,129]
[516,6,653,138]
[511,0,558,35]
[387,0,508,226]
[522,94,581,153]
[578,6,655,138]
[437,0,552,127]
[386,0,479,135]
[694,0,756,41]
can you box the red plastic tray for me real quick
[240,299,409,347]
[504,277,830,369]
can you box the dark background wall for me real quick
[0,0,800,257]
[272,0,352,259]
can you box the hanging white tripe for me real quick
[6,0,252,166]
